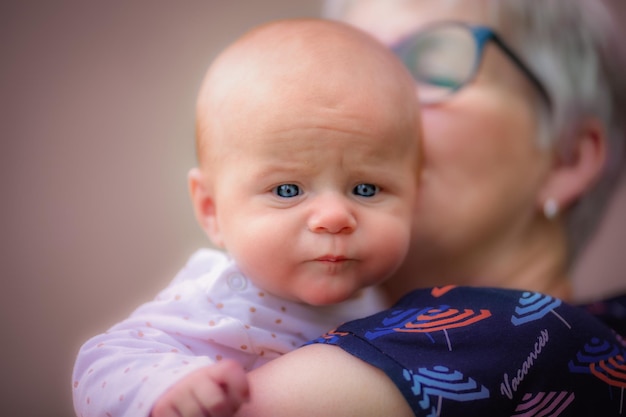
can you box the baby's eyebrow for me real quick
[250,161,311,178]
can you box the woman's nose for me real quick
[307,194,357,234]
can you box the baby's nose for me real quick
[307,194,357,234]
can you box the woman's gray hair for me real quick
[324,0,626,266]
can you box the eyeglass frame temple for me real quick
[472,26,553,109]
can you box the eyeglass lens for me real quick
[394,25,480,104]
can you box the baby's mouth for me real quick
[315,255,349,263]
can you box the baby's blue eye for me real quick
[353,183,378,197]
[274,184,301,198]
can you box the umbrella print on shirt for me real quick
[511,391,575,416]
[307,329,349,345]
[365,306,491,351]
[402,365,489,416]
[569,338,626,414]
[510,292,571,329]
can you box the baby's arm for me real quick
[151,360,249,417]
[73,277,254,416]
[72,312,236,417]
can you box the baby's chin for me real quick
[294,286,361,307]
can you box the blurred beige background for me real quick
[1,1,624,416]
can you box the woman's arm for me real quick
[236,344,414,417]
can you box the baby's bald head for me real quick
[195,18,420,170]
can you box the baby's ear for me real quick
[188,168,224,247]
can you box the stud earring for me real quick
[543,198,559,220]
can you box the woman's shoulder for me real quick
[240,343,415,417]
[329,285,612,342]
[310,286,626,416]
[578,291,626,337]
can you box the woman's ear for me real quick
[538,118,607,213]
[188,167,224,247]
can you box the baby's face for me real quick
[204,87,419,306]
[192,19,421,305]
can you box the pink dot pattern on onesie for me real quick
[73,253,348,416]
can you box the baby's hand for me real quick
[151,360,250,417]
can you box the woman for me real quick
[235,1,626,416]
[325,0,626,305]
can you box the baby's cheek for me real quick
[364,216,411,279]
[230,239,290,292]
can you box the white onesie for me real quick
[72,248,387,417]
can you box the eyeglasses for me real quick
[391,21,551,107]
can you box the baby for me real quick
[72,18,421,417]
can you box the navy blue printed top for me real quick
[308,286,626,416]
[581,292,626,339]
